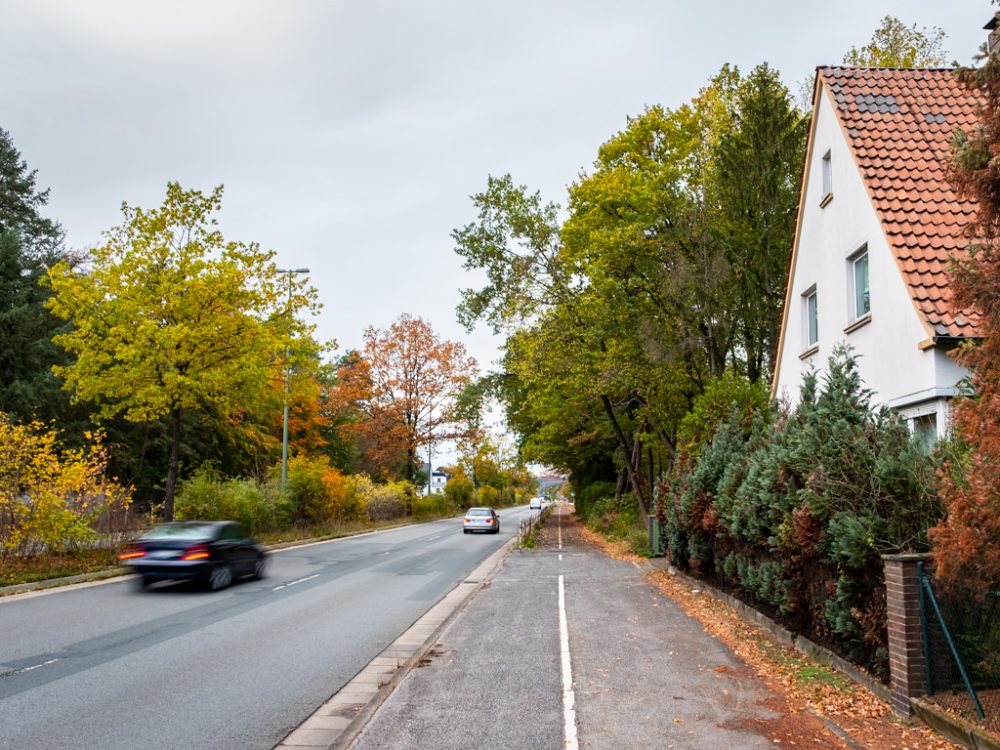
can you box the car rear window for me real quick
[467,508,491,516]
[141,523,215,541]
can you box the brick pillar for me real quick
[883,553,930,716]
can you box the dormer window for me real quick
[820,150,833,206]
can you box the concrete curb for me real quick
[274,536,518,750]
[0,568,129,597]
[912,698,1000,750]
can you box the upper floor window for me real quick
[849,247,870,321]
[820,150,833,205]
[803,285,818,349]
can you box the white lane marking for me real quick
[558,574,579,750]
[272,574,319,591]
[559,554,563,561]
[3,658,60,678]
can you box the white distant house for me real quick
[771,66,981,446]
[422,464,449,495]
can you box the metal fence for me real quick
[919,563,1000,734]
[515,508,548,546]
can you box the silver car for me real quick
[463,507,500,534]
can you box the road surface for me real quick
[0,507,533,750]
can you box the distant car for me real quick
[119,520,268,591]
[529,497,542,510]
[463,507,500,534]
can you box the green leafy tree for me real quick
[46,183,318,520]
[843,16,947,68]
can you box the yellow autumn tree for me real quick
[0,413,131,556]
[45,183,318,520]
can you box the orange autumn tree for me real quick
[931,38,1000,590]
[335,314,478,482]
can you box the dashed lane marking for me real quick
[1,658,60,679]
[272,574,319,591]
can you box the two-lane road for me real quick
[0,506,535,750]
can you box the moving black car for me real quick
[119,521,268,591]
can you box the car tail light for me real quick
[118,544,146,560]
[464,517,471,523]
[485,518,494,524]
[181,544,210,561]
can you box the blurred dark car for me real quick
[119,520,268,591]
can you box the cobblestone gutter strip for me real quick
[912,699,1000,750]
[274,538,517,750]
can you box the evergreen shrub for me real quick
[662,347,940,677]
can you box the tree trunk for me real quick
[599,394,649,517]
[163,406,182,522]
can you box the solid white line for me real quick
[558,574,579,750]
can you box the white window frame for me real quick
[802,284,818,351]
[820,150,833,205]
[848,245,870,322]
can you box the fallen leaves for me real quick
[572,517,963,750]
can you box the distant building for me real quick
[421,463,450,495]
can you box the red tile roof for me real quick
[819,66,981,338]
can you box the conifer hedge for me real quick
[661,347,940,678]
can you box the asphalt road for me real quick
[0,506,535,750]
[348,506,831,750]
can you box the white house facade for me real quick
[772,67,980,444]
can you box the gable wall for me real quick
[774,85,952,409]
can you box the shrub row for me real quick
[661,348,940,679]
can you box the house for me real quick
[421,463,450,495]
[771,66,982,445]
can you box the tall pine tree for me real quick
[0,127,84,426]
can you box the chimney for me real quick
[986,13,1000,56]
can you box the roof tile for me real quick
[819,67,981,337]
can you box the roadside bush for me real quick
[286,455,331,523]
[411,492,454,518]
[444,472,475,509]
[573,480,617,520]
[583,492,648,555]
[0,415,131,556]
[364,479,410,521]
[477,485,499,508]
[284,456,366,524]
[663,347,940,678]
[174,465,291,535]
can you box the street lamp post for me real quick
[278,267,310,492]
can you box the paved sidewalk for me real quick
[347,506,849,750]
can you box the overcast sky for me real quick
[1,0,990,374]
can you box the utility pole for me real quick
[278,267,309,492]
